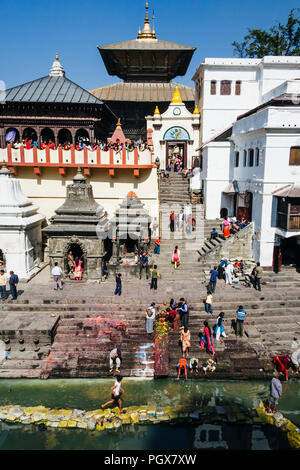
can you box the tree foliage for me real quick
[233,9,300,57]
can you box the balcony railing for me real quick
[276,212,300,231]
[0,145,155,178]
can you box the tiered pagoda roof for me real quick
[96,2,195,83]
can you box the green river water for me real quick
[0,378,299,450]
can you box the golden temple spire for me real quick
[154,105,160,115]
[116,118,122,128]
[137,1,157,40]
[193,105,200,114]
[171,86,183,104]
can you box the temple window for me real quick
[210,81,217,95]
[243,150,247,167]
[235,151,239,167]
[220,80,231,95]
[255,148,260,166]
[235,81,241,95]
[249,149,254,167]
[289,146,300,165]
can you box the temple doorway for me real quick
[65,243,85,278]
[22,127,37,142]
[166,142,187,170]
[236,192,253,221]
[5,128,20,144]
[41,128,55,144]
[280,236,300,269]
[75,129,89,144]
[119,237,138,256]
[58,128,72,146]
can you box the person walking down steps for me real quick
[114,273,122,296]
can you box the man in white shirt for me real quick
[225,263,234,285]
[51,262,63,290]
[0,270,8,300]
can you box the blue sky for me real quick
[0,0,298,90]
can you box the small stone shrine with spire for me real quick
[109,191,151,265]
[43,168,109,279]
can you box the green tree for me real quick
[233,8,300,57]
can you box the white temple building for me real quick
[0,166,45,279]
[146,86,200,170]
[194,56,300,270]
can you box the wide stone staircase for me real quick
[0,266,300,379]
[0,171,299,380]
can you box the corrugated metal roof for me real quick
[99,39,195,51]
[5,76,103,104]
[90,81,195,102]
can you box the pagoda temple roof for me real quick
[5,75,103,105]
[99,39,195,51]
[97,2,195,82]
[90,81,195,103]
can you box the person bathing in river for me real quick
[101,375,124,412]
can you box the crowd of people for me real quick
[210,216,249,242]
[8,138,149,153]
[169,208,196,234]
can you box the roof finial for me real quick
[171,86,183,104]
[137,0,157,40]
[50,53,65,77]
[117,118,122,128]
[152,10,157,39]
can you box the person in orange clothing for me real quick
[176,357,189,380]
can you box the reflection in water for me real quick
[0,378,298,450]
[0,421,290,451]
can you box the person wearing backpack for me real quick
[9,271,19,300]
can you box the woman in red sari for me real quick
[222,217,230,239]
[200,321,215,356]
[73,256,83,280]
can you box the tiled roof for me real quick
[99,39,195,51]
[90,81,195,102]
[5,76,103,104]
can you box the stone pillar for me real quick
[0,126,5,148]
[89,127,95,146]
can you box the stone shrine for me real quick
[0,165,45,280]
[43,168,108,279]
[109,191,151,264]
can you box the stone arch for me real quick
[75,128,90,144]
[22,127,37,141]
[63,237,87,278]
[41,127,55,144]
[5,127,20,143]
[58,128,72,145]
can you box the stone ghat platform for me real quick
[0,313,60,362]
[0,402,299,448]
